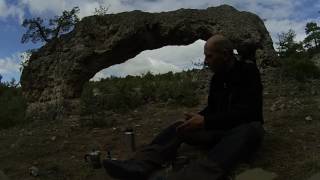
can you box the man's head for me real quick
[204,34,234,74]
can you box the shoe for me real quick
[103,159,156,180]
[167,159,227,180]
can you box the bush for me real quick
[280,57,320,81]
[0,83,27,129]
[80,70,202,125]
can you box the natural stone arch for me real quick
[20,5,276,121]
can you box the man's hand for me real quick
[177,113,204,134]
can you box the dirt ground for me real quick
[1,67,320,180]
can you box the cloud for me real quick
[139,40,205,69]
[91,57,182,81]
[17,0,129,19]
[0,0,24,22]
[6,0,316,40]
[265,18,319,48]
[10,0,302,20]
[20,0,67,15]
[109,0,295,20]
[0,52,23,82]
[91,39,205,81]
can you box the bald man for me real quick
[103,35,264,180]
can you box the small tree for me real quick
[192,59,205,69]
[304,22,320,49]
[94,4,110,16]
[21,7,80,44]
[276,29,302,57]
[9,78,17,88]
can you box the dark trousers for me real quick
[133,121,264,171]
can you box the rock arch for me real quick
[20,5,276,121]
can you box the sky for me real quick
[0,0,320,82]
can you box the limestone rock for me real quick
[305,116,313,122]
[29,166,39,177]
[20,5,277,121]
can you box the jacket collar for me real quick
[213,59,241,83]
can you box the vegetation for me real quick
[276,22,320,81]
[93,4,110,16]
[280,57,320,81]
[304,22,320,49]
[0,78,27,129]
[1,68,204,129]
[21,7,80,44]
[80,70,203,127]
[276,29,304,58]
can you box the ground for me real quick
[0,67,320,180]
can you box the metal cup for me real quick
[124,128,136,153]
[84,150,102,169]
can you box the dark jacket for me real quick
[199,60,263,130]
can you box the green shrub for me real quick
[280,57,320,81]
[0,83,27,129]
[80,70,202,124]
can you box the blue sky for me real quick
[0,0,320,82]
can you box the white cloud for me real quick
[91,40,205,81]
[0,0,24,22]
[17,0,130,19]
[139,40,205,69]
[91,57,181,81]
[0,52,23,82]
[0,0,8,16]
[12,0,297,20]
[20,0,66,15]
[265,17,319,48]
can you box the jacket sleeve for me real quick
[204,65,263,130]
[198,76,214,116]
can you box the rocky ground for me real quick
[1,67,320,180]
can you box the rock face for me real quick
[20,5,276,121]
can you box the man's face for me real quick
[204,43,226,73]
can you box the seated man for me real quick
[103,34,265,180]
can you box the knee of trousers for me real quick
[244,122,265,144]
[230,121,265,144]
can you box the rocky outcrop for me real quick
[20,5,277,121]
